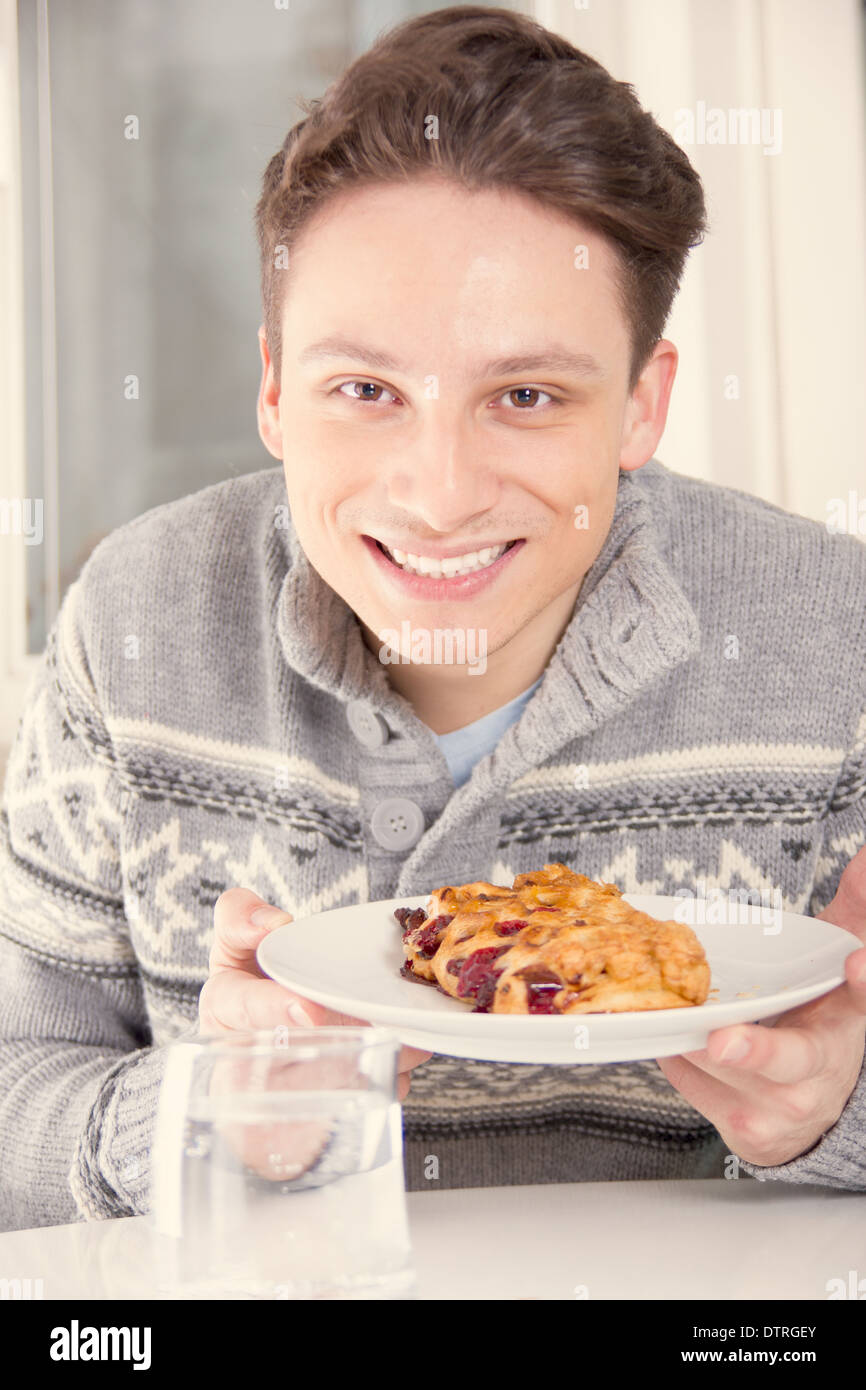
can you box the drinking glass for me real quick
[148,1027,416,1299]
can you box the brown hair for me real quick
[255,4,707,393]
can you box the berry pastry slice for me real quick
[488,909,711,1013]
[431,902,537,1009]
[433,904,710,1014]
[512,861,625,915]
[395,879,515,982]
[397,863,711,1014]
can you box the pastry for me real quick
[394,862,710,1013]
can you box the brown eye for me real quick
[338,381,397,404]
[498,387,553,410]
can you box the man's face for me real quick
[258,175,674,675]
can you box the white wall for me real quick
[0,0,29,764]
[537,0,866,521]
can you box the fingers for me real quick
[681,1020,825,1087]
[201,967,361,1036]
[844,946,866,1012]
[655,1047,850,1167]
[205,888,434,1089]
[400,1044,434,1071]
[658,1005,866,1166]
[291,999,367,1028]
[210,887,293,975]
[656,1053,738,1113]
[199,969,309,1035]
[276,1021,431,1079]
[680,973,866,1089]
[655,1053,800,1162]
[817,843,866,940]
[218,1114,331,1182]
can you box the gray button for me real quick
[346,699,390,748]
[370,797,425,851]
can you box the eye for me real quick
[496,387,555,410]
[336,380,400,405]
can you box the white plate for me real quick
[256,893,861,1064]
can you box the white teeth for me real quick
[381,541,512,577]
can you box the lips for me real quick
[377,539,518,578]
[362,534,525,600]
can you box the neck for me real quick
[361,584,581,733]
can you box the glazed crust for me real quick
[397,862,710,1013]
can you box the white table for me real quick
[1,1178,863,1300]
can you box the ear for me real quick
[256,324,283,461]
[618,340,678,471]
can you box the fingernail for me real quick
[250,906,291,929]
[287,999,314,1027]
[717,1034,750,1063]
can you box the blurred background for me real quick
[1,0,865,773]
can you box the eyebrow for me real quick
[297,335,606,381]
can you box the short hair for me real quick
[255,4,708,393]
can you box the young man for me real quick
[1,6,864,1231]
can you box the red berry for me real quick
[412,913,454,958]
[516,964,563,1014]
[394,906,426,935]
[494,919,528,936]
[455,945,511,1000]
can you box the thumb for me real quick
[817,844,866,941]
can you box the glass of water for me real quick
[148,1027,416,1299]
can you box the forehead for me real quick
[281,176,629,362]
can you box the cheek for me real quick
[548,517,604,589]
[279,465,331,563]
[284,408,381,502]
[580,481,618,565]
[281,428,356,522]
[550,457,619,575]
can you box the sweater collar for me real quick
[273,462,700,752]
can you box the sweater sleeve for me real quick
[735,708,866,1189]
[0,579,194,1232]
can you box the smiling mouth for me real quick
[372,539,520,578]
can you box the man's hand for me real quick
[201,889,433,1095]
[197,888,433,1181]
[656,845,866,1167]
[199,887,433,1102]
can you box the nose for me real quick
[385,405,501,535]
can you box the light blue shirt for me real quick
[430,676,544,787]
